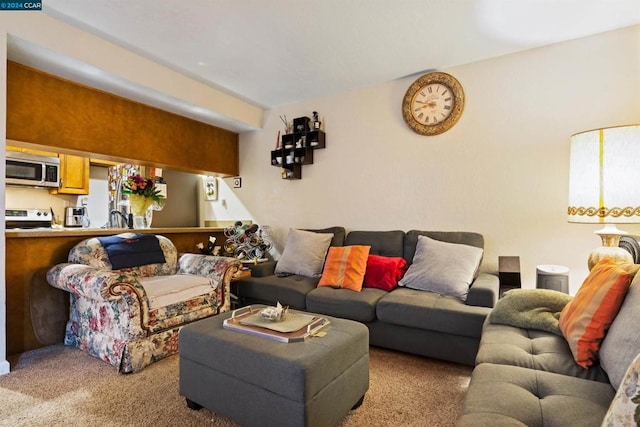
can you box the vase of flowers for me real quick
[122,175,165,229]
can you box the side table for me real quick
[536,265,569,294]
[498,256,521,297]
[230,268,251,309]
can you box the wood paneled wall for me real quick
[6,61,239,176]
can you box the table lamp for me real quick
[568,124,640,270]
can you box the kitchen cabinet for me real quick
[52,154,90,195]
[6,144,57,157]
[7,143,90,194]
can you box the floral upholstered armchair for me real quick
[46,233,241,373]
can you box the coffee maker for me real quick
[64,206,87,227]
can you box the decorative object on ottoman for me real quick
[46,233,241,373]
[259,301,288,321]
[180,307,369,427]
[224,305,327,342]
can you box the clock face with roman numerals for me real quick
[402,72,465,136]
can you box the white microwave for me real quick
[6,150,60,188]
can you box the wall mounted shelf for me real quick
[271,116,325,180]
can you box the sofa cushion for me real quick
[476,321,609,382]
[403,230,484,266]
[398,235,483,301]
[363,255,408,291]
[304,226,346,247]
[599,273,640,389]
[274,229,333,277]
[458,363,615,427]
[139,274,213,310]
[318,245,370,291]
[376,287,489,339]
[237,275,319,310]
[344,230,405,257]
[306,287,386,322]
[559,258,631,368]
[602,352,640,425]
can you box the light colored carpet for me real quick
[0,345,472,426]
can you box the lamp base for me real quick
[587,225,633,270]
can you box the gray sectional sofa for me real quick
[458,269,640,426]
[235,227,499,366]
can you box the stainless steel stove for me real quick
[5,208,53,229]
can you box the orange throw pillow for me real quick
[318,245,371,292]
[559,258,631,368]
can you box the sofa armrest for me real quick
[177,254,241,311]
[466,273,499,308]
[245,261,277,277]
[46,263,148,301]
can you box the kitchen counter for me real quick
[5,226,230,359]
[5,226,226,238]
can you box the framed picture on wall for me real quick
[203,177,218,200]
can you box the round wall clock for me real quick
[401,71,465,136]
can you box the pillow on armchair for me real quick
[68,232,178,275]
[97,234,166,269]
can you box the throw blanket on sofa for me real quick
[97,234,166,269]
[489,289,573,336]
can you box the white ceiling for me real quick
[13,1,640,130]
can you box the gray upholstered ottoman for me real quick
[179,308,369,427]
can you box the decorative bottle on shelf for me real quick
[312,111,321,130]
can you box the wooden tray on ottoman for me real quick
[223,305,330,343]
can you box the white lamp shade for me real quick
[568,125,640,224]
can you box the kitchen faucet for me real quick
[110,209,133,229]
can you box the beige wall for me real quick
[237,25,640,293]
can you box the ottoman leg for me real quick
[351,394,365,410]
[186,398,203,411]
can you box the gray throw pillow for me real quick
[274,229,334,277]
[398,235,483,301]
[599,276,640,390]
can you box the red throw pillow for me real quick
[363,255,408,291]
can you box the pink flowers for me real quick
[122,174,164,204]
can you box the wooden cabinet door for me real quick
[55,154,90,194]
[6,144,57,157]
